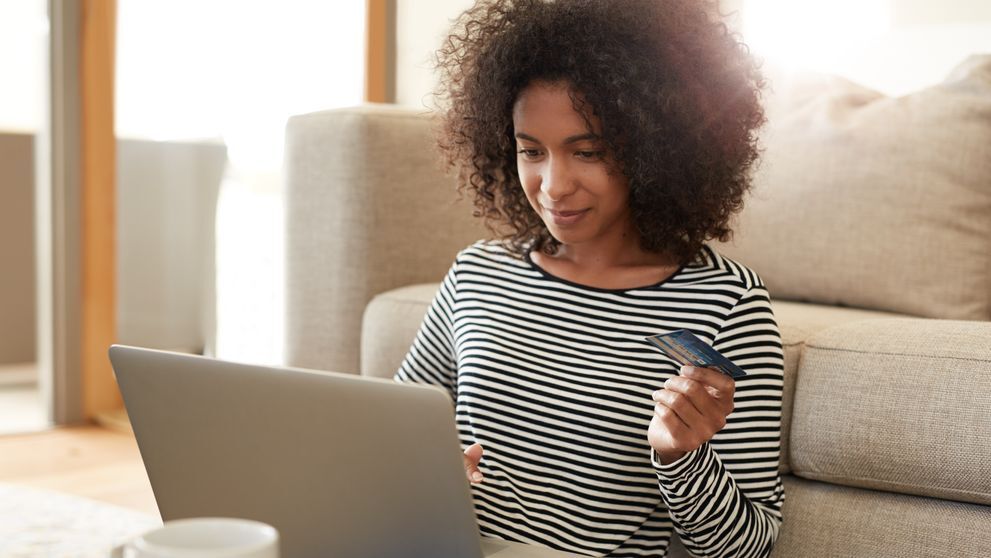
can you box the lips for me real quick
[545,207,590,225]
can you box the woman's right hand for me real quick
[463,442,484,484]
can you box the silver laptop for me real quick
[110,345,581,558]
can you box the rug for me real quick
[0,483,161,557]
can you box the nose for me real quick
[539,156,577,202]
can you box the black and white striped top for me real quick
[396,241,785,557]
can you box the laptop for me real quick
[109,345,582,558]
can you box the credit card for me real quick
[644,329,747,379]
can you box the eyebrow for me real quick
[515,132,601,145]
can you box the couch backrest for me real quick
[284,105,486,373]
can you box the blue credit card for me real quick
[644,329,747,379]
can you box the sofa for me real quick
[284,55,991,557]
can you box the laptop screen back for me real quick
[110,345,483,558]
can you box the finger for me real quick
[651,404,695,452]
[680,365,735,397]
[652,389,704,428]
[463,443,484,484]
[681,366,736,415]
[463,442,484,466]
[465,466,484,484]
[663,375,724,419]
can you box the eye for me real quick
[575,150,605,161]
[517,148,543,160]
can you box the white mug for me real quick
[112,517,279,558]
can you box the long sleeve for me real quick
[393,257,460,403]
[652,285,785,558]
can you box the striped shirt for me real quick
[395,241,785,557]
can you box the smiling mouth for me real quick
[545,207,590,225]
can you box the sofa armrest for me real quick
[284,104,486,374]
[361,284,439,379]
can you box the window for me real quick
[116,1,365,364]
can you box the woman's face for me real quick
[512,80,634,251]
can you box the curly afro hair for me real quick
[434,0,766,265]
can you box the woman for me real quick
[395,1,784,556]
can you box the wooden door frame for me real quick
[365,0,396,103]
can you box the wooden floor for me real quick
[0,424,160,518]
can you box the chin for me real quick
[545,227,590,246]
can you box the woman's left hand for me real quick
[648,365,735,465]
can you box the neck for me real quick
[551,230,673,270]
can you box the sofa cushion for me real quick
[718,55,991,320]
[771,476,991,558]
[362,285,899,475]
[771,301,899,473]
[790,318,991,505]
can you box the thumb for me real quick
[463,442,484,466]
[463,442,484,484]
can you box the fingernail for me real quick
[471,471,483,482]
[680,365,693,375]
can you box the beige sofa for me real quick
[284,56,991,557]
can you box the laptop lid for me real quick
[110,345,484,558]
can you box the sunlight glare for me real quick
[742,0,892,74]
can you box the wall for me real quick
[393,0,991,105]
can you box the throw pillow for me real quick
[718,55,991,320]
